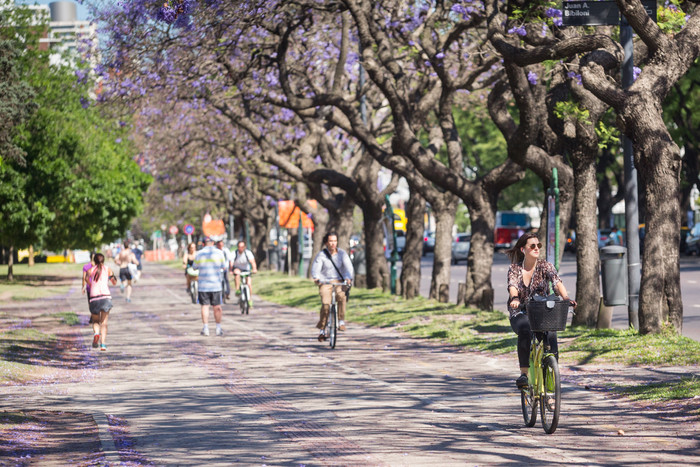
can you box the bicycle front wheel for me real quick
[521,384,537,427]
[329,304,337,349]
[221,280,227,304]
[540,355,561,434]
[190,281,198,304]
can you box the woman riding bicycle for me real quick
[311,232,353,342]
[506,233,576,389]
[183,242,198,292]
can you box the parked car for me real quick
[422,230,435,255]
[451,233,471,265]
[598,229,612,248]
[383,230,405,258]
[686,224,700,255]
[564,230,576,253]
[395,230,406,256]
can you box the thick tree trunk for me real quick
[463,197,496,310]
[7,246,14,281]
[429,198,457,302]
[28,245,35,267]
[331,197,356,251]
[637,140,684,333]
[250,220,270,271]
[400,188,424,299]
[571,149,602,327]
[362,204,389,290]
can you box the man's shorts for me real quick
[89,298,113,315]
[198,291,223,306]
[233,267,250,274]
[119,267,132,281]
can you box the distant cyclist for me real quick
[311,232,353,341]
[193,236,226,336]
[232,240,257,304]
[506,233,576,389]
[215,240,233,300]
[182,242,197,292]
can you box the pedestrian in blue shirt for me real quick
[193,236,226,336]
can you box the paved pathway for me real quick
[2,264,699,465]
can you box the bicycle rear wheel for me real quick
[520,384,537,427]
[329,304,337,349]
[190,281,198,304]
[540,355,561,434]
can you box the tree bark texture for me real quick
[400,187,424,299]
[362,204,389,290]
[463,201,496,310]
[631,107,684,333]
[430,201,458,302]
[570,147,602,327]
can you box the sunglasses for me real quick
[526,243,542,250]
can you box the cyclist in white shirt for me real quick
[311,232,353,341]
[232,240,257,302]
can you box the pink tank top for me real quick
[88,265,112,302]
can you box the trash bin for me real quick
[600,245,628,306]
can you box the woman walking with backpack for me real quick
[87,253,118,351]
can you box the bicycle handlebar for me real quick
[316,279,350,286]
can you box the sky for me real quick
[16,0,89,21]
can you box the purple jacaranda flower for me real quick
[508,25,527,36]
[545,8,562,19]
[633,66,641,81]
[567,71,583,85]
[436,52,445,59]
[80,97,90,109]
[527,71,538,85]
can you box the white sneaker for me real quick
[201,326,210,336]
[216,326,223,336]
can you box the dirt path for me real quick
[1,263,698,465]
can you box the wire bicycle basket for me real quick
[526,299,570,332]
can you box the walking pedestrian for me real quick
[115,242,139,303]
[193,236,226,336]
[133,241,144,280]
[87,253,118,351]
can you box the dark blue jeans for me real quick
[510,312,558,368]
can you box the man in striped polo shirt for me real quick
[193,236,227,336]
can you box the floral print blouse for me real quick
[507,259,562,318]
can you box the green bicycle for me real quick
[520,299,573,434]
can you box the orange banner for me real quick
[278,200,315,229]
[202,219,226,237]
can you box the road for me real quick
[2,263,698,465]
[411,252,700,341]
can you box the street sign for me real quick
[183,224,194,235]
[169,225,178,235]
[563,1,619,26]
[562,0,657,27]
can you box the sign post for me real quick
[183,224,194,244]
[562,0,650,329]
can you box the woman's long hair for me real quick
[91,253,105,282]
[505,233,539,264]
